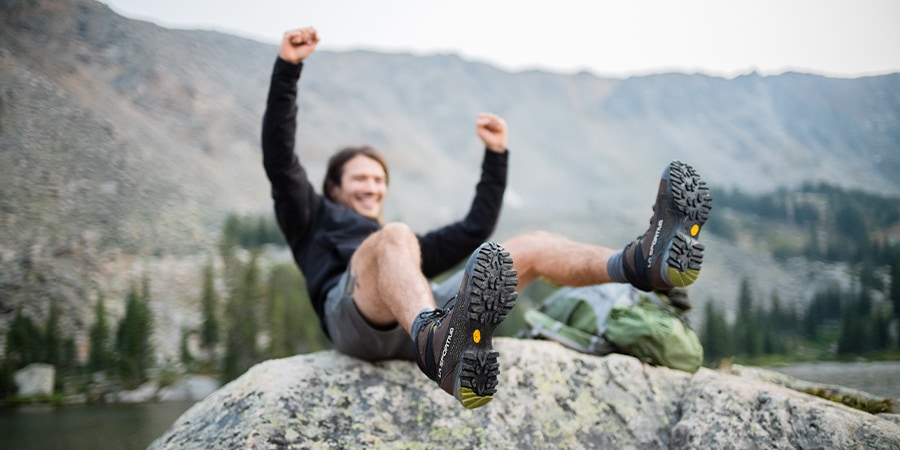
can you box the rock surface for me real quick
[13,363,55,396]
[150,339,900,449]
[113,380,160,404]
[157,375,221,402]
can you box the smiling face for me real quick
[330,154,387,220]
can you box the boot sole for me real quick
[455,242,518,409]
[663,161,712,287]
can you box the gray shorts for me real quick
[323,269,464,362]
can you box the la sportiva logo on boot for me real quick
[438,327,454,379]
[647,219,664,268]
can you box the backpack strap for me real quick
[578,285,637,335]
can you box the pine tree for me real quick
[222,255,262,382]
[0,359,16,398]
[804,218,821,259]
[266,264,328,355]
[89,293,112,372]
[200,261,220,363]
[265,270,290,359]
[756,302,776,355]
[5,309,43,369]
[837,284,873,355]
[891,246,900,319]
[180,328,195,369]
[219,214,240,259]
[889,246,900,348]
[734,278,763,358]
[872,312,891,351]
[116,284,154,388]
[803,282,843,341]
[62,338,76,371]
[765,292,791,354]
[42,298,62,367]
[701,300,732,365]
[837,307,864,355]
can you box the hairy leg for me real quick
[348,222,435,332]
[502,230,616,290]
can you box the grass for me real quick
[3,393,67,407]
[804,387,894,414]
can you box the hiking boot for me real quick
[622,160,712,292]
[413,242,519,409]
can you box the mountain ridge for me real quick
[1,0,898,358]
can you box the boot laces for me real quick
[417,306,447,324]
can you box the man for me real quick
[262,27,712,410]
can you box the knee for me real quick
[504,230,563,264]
[373,222,418,249]
[522,230,556,241]
[354,222,419,266]
[380,222,415,239]
[505,230,557,250]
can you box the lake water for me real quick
[768,360,900,399]
[1,361,897,450]
[0,401,194,450]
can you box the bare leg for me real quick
[347,222,435,333]
[502,230,617,290]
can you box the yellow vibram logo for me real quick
[473,329,481,343]
[690,224,700,237]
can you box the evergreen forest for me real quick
[701,182,900,365]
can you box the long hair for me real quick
[322,145,390,201]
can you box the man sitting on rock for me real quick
[262,27,712,409]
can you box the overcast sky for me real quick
[101,0,899,78]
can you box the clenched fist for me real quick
[279,27,320,65]
[476,113,508,153]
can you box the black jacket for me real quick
[261,57,508,337]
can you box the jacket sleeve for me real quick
[261,58,320,248]
[418,149,509,277]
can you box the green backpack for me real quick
[521,284,704,373]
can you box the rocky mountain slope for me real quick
[1,0,899,358]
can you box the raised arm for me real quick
[419,113,510,277]
[261,28,321,248]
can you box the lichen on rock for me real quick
[150,339,900,449]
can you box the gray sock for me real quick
[607,250,628,283]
